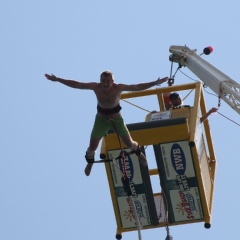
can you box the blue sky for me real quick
[1,1,239,240]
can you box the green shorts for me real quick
[90,114,129,139]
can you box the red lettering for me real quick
[181,202,189,207]
[178,191,195,220]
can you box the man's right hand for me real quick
[45,73,58,81]
[155,77,169,85]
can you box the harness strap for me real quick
[85,152,94,164]
[131,145,142,156]
[97,104,122,115]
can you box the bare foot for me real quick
[138,153,148,167]
[84,163,93,176]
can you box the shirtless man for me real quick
[45,71,168,176]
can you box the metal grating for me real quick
[154,194,167,223]
[198,136,213,211]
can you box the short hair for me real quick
[169,92,181,100]
[100,70,114,80]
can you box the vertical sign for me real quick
[160,141,204,222]
[108,149,152,229]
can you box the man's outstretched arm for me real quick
[120,77,169,91]
[45,74,97,89]
[200,107,218,123]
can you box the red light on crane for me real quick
[203,46,214,55]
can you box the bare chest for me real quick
[95,88,121,108]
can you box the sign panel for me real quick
[108,149,153,229]
[149,111,171,121]
[159,141,204,222]
[160,141,195,180]
[169,187,203,221]
[109,150,143,188]
[117,194,151,228]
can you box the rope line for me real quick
[109,118,127,176]
[178,70,240,127]
[108,116,143,240]
[121,99,151,113]
[217,112,240,126]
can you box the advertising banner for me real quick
[159,141,204,222]
[117,194,151,228]
[108,149,153,229]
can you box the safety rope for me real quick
[217,112,240,126]
[108,117,127,177]
[160,184,172,239]
[182,89,194,101]
[108,115,143,240]
[121,89,193,113]
[121,99,151,113]
[109,155,143,240]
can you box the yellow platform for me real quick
[100,82,217,239]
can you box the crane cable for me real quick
[121,60,181,113]
[121,75,239,128]
[179,69,240,127]
[121,99,151,113]
[217,81,240,126]
[121,88,194,113]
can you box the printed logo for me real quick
[123,197,144,225]
[176,174,190,191]
[134,200,145,218]
[171,143,186,175]
[175,191,197,220]
[119,151,134,181]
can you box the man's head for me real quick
[100,70,114,89]
[100,70,114,80]
[169,92,182,107]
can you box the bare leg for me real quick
[85,137,102,176]
[120,133,147,166]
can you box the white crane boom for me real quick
[169,45,240,114]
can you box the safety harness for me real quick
[85,152,94,164]
[85,104,143,163]
[97,104,122,115]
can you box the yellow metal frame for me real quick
[100,82,217,238]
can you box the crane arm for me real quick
[169,45,240,114]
